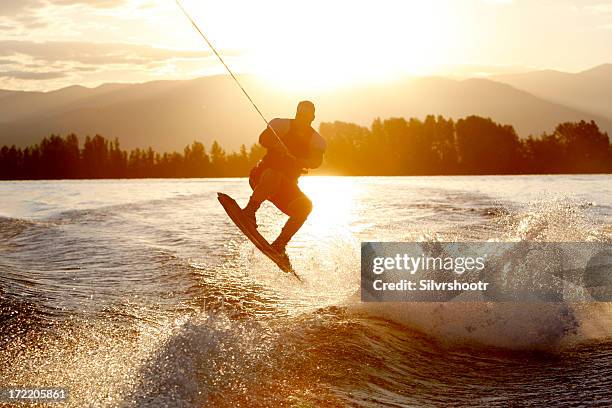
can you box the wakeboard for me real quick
[217,192,301,281]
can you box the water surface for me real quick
[1,175,611,406]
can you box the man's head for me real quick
[295,100,315,126]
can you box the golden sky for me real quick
[1,0,612,91]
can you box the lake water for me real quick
[1,175,611,406]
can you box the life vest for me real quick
[260,118,326,179]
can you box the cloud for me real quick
[0,40,226,84]
[0,1,42,16]
[15,14,49,29]
[73,65,99,72]
[586,3,612,14]
[51,0,126,7]
[0,70,67,80]
[0,0,126,19]
[0,40,213,66]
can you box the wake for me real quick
[354,198,612,350]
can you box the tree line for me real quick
[321,116,611,175]
[0,135,265,179]
[0,115,610,180]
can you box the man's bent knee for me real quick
[288,196,312,220]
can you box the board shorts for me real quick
[248,164,308,217]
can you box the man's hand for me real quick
[272,146,304,169]
[293,150,324,170]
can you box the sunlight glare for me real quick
[299,176,359,239]
[180,0,456,91]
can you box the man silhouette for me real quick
[242,101,326,264]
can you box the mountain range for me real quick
[494,64,612,120]
[1,65,611,152]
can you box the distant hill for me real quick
[1,73,611,152]
[494,64,612,120]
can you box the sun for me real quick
[176,0,456,92]
[249,0,452,91]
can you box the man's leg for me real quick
[271,196,312,254]
[243,168,282,228]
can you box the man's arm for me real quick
[259,123,293,157]
[258,126,276,149]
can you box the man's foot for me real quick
[242,208,258,230]
[270,239,286,253]
[270,239,290,263]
